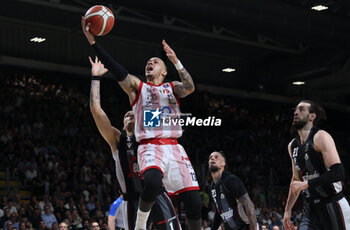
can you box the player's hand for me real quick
[290,180,308,196]
[283,211,297,230]
[162,40,179,65]
[89,56,108,76]
[81,16,96,45]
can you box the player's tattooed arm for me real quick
[173,69,195,98]
[238,193,257,230]
[90,80,101,109]
[162,40,195,98]
[89,56,120,152]
[118,74,141,104]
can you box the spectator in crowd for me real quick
[4,212,19,230]
[41,205,57,228]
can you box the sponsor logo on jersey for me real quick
[220,208,233,221]
[302,172,320,181]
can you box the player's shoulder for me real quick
[313,129,329,138]
[313,129,333,146]
[288,139,294,150]
[222,171,241,183]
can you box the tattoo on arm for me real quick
[238,193,257,230]
[90,80,101,108]
[118,75,132,91]
[178,68,194,91]
[174,68,195,98]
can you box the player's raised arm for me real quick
[89,56,121,152]
[82,16,140,104]
[162,40,195,98]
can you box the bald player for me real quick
[82,16,201,230]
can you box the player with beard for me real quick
[82,16,201,230]
[208,151,258,230]
[283,100,350,230]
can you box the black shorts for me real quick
[298,197,350,230]
[126,199,139,230]
[151,190,181,230]
[125,191,181,230]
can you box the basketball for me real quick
[85,5,115,36]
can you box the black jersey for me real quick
[290,127,343,200]
[210,171,249,230]
[113,133,143,200]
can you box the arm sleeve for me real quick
[224,175,247,199]
[109,196,124,216]
[308,163,345,188]
[92,43,128,81]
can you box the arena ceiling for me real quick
[1,0,350,110]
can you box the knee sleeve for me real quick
[141,168,163,203]
[181,190,202,220]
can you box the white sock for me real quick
[134,208,150,230]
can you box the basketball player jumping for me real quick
[283,100,350,230]
[89,57,181,230]
[82,16,202,230]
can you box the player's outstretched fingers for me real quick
[88,56,94,65]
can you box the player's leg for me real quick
[162,144,201,230]
[152,189,181,230]
[180,190,202,230]
[135,168,163,230]
[135,144,166,230]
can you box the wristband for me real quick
[174,60,184,70]
[91,76,101,81]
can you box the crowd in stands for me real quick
[0,70,349,230]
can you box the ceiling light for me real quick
[311,5,328,11]
[293,81,305,85]
[222,68,235,72]
[30,37,46,43]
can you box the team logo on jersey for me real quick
[221,193,225,199]
[211,189,216,198]
[126,137,133,149]
[143,109,161,127]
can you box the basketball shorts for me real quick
[138,143,199,195]
[298,197,350,230]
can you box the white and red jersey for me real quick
[132,82,182,142]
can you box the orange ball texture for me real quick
[85,5,115,36]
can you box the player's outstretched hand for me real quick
[89,56,108,77]
[81,16,96,45]
[283,211,297,230]
[162,40,179,65]
[290,180,308,196]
